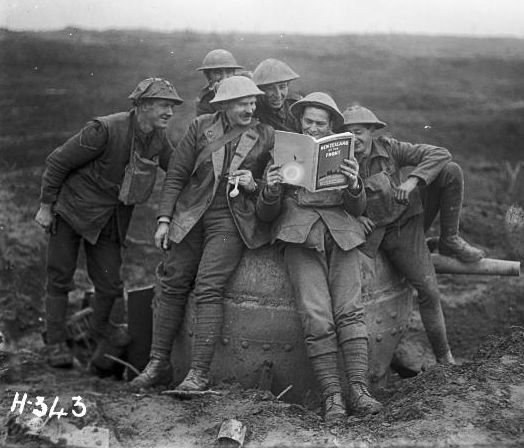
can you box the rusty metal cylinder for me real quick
[169,246,413,403]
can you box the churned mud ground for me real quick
[0,329,523,447]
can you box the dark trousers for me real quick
[283,232,367,359]
[381,214,450,357]
[421,161,463,234]
[46,214,123,343]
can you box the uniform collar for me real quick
[358,137,389,162]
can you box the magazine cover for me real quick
[274,131,355,192]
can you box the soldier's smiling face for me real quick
[225,96,257,126]
[260,82,289,110]
[301,106,332,139]
[141,99,177,129]
[344,124,374,155]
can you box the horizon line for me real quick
[2,26,523,40]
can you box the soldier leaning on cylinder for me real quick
[195,49,244,116]
[129,76,275,392]
[257,92,382,425]
[340,105,485,366]
[253,58,302,133]
[34,78,183,369]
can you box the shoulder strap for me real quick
[191,120,257,175]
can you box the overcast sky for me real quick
[2,0,524,37]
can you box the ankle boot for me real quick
[46,341,74,368]
[439,236,485,263]
[348,383,383,416]
[437,164,484,263]
[309,352,344,422]
[323,392,346,425]
[176,368,210,391]
[128,358,172,391]
[436,350,456,365]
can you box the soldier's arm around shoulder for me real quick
[41,120,108,204]
[381,136,452,186]
[157,117,200,218]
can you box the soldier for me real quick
[257,92,382,424]
[342,105,484,263]
[253,58,301,133]
[130,76,275,392]
[34,78,183,369]
[340,105,483,366]
[195,49,243,116]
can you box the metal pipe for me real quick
[431,254,520,276]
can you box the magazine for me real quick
[274,131,355,192]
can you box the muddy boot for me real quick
[45,294,73,368]
[90,324,132,374]
[437,164,484,263]
[436,350,456,365]
[323,392,346,425]
[309,353,345,424]
[348,383,383,416]
[129,290,186,390]
[439,236,485,263]
[340,338,383,416]
[128,358,173,391]
[46,342,74,368]
[176,368,210,391]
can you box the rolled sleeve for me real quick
[389,138,452,186]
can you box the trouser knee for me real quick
[438,161,463,186]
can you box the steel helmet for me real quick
[209,76,265,103]
[290,92,344,130]
[197,49,243,71]
[253,58,300,86]
[342,105,387,129]
[128,78,184,104]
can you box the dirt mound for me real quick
[0,329,522,447]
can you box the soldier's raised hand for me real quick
[340,157,359,189]
[229,170,257,192]
[265,164,283,193]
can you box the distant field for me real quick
[1,28,524,169]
